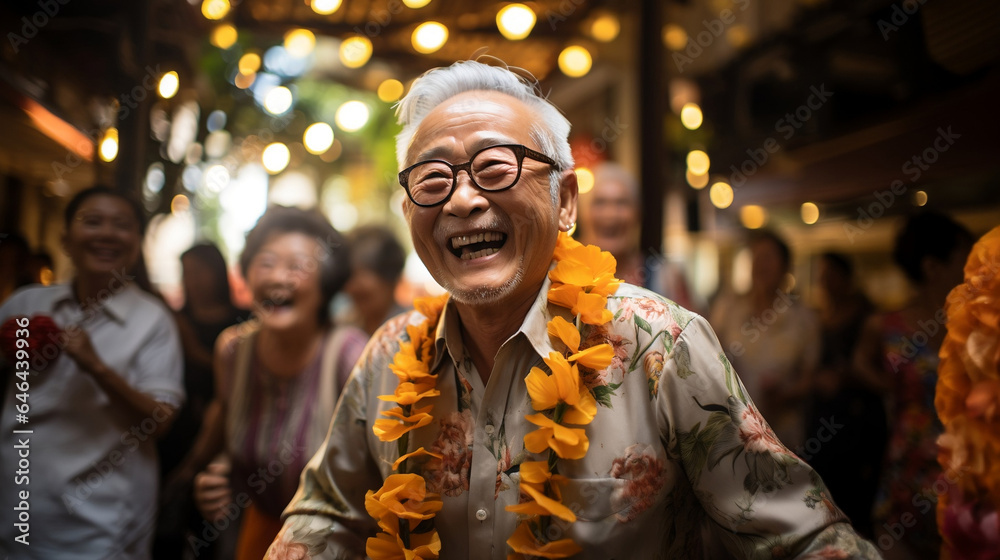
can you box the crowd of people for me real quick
[0,60,992,559]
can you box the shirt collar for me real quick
[431,270,568,370]
[50,280,139,324]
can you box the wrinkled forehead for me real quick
[405,91,539,161]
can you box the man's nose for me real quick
[443,172,488,217]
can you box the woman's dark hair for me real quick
[749,229,791,271]
[181,243,233,306]
[64,185,147,235]
[239,206,350,324]
[893,212,972,284]
[348,225,406,285]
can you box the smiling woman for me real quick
[0,185,184,558]
[174,205,368,560]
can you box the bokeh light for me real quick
[412,22,448,53]
[377,79,404,102]
[590,13,620,42]
[709,182,734,209]
[740,205,767,229]
[263,86,293,115]
[99,128,118,162]
[685,169,709,189]
[201,0,230,20]
[262,142,291,174]
[801,202,819,224]
[663,24,688,50]
[311,0,343,15]
[686,150,710,175]
[158,71,179,99]
[558,46,592,77]
[303,123,334,154]
[680,103,703,130]
[496,4,536,41]
[335,101,369,131]
[210,24,238,49]
[339,36,373,68]
[284,29,316,58]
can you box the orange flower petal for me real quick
[520,482,577,522]
[568,343,614,371]
[525,367,560,412]
[392,447,444,471]
[367,532,406,560]
[562,390,597,426]
[546,316,580,353]
[507,522,583,559]
[576,292,612,325]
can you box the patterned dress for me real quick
[873,309,944,556]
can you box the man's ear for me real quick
[558,168,578,230]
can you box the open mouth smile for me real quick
[449,231,507,260]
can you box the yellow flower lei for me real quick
[365,232,621,560]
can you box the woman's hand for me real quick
[193,458,234,523]
[64,328,103,373]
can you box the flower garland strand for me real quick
[366,232,621,560]
[935,226,1000,559]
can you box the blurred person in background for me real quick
[175,206,366,560]
[0,231,34,303]
[0,185,184,559]
[854,212,973,560]
[807,252,886,538]
[577,162,693,308]
[155,242,247,559]
[710,229,820,449]
[341,225,407,336]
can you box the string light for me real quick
[686,150,710,175]
[262,142,291,174]
[740,205,767,229]
[576,167,595,194]
[201,0,230,20]
[680,103,703,130]
[303,123,334,155]
[339,36,373,68]
[210,24,238,49]
[377,79,404,102]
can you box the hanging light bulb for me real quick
[99,128,119,162]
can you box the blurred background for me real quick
[1,0,998,310]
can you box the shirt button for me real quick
[485,424,495,435]
[475,508,488,521]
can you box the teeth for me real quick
[451,231,503,249]
[460,247,500,260]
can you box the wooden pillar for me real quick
[638,0,668,255]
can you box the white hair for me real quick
[395,60,574,200]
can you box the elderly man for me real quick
[266,61,879,560]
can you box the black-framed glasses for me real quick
[399,144,559,207]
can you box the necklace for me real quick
[365,232,621,559]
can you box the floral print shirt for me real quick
[272,280,879,559]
